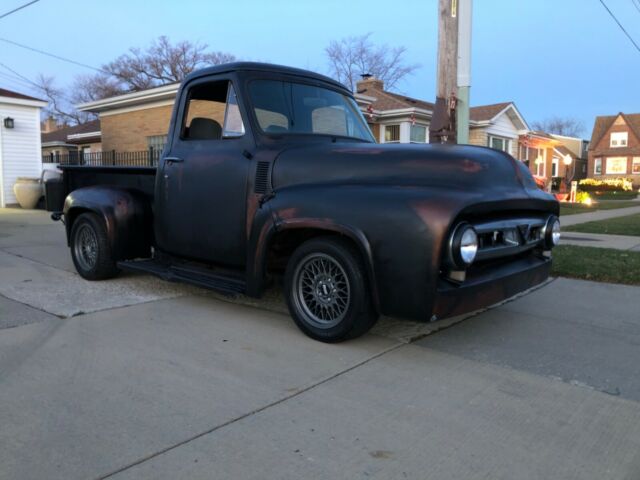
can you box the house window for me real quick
[384,125,400,143]
[551,157,559,177]
[488,135,511,153]
[606,157,627,175]
[534,148,545,177]
[519,144,529,161]
[633,157,640,174]
[594,157,602,175]
[610,132,628,148]
[410,124,427,143]
[147,135,167,152]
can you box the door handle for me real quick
[164,156,183,164]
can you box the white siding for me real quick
[0,103,43,206]
[485,112,520,157]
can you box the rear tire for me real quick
[284,237,378,343]
[70,213,119,280]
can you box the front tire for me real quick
[70,213,119,280]
[284,237,378,342]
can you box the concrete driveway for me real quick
[1,208,640,480]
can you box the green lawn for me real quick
[560,201,638,216]
[551,245,640,285]
[565,213,640,237]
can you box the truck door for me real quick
[155,77,252,267]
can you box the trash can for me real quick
[44,177,65,212]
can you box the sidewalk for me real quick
[560,231,640,251]
[561,204,640,226]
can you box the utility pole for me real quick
[429,0,473,144]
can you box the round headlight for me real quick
[460,228,479,264]
[449,224,478,267]
[543,216,561,248]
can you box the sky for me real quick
[0,0,638,138]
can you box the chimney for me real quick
[41,116,59,133]
[356,73,384,93]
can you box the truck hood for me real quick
[272,142,538,193]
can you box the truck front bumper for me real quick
[432,255,552,320]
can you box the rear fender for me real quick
[63,186,152,260]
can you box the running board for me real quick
[118,259,246,295]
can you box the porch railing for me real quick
[42,148,163,167]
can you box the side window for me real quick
[182,80,245,140]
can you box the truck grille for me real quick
[473,217,546,262]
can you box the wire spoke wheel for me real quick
[292,253,351,329]
[73,223,98,272]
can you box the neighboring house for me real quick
[0,88,47,207]
[354,76,434,144]
[77,83,178,152]
[41,119,102,163]
[549,133,589,181]
[517,131,588,184]
[588,113,640,185]
[354,76,529,158]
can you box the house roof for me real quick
[469,102,512,122]
[41,119,101,145]
[554,144,575,159]
[589,113,640,149]
[358,87,435,112]
[0,87,45,102]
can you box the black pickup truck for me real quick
[48,62,560,342]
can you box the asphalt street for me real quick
[1,208,640,480]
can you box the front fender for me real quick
[63,186,152,260]
[251,183,558,321]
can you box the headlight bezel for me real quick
[542,215,561,249]
[448,223,479,268]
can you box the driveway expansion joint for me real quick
[97,341,406,479]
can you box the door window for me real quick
[182,80,245,140]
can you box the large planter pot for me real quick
[13,177,44,209]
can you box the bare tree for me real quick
[531,116,585,137]
[103,36,236,91]
[34,74,96,125]
[36,36,236,125]
[71,73,125,104]
[325,33,418,91]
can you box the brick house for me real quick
[77,83,178,153]
[518,131,588,185]
[587,113,640,185]
[41,119,101,162]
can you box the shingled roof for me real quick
[0,87,45,102]
[41,119,101,144]
[469,102,512,122]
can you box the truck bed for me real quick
[51,165,156,211]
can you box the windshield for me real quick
[248,80,375,142]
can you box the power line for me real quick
[0,36,108,74]
[632,0,640,14]
[0,0,40,21]
[0,61,41,88]
[0,61,78,104]
[599,0,640,54]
